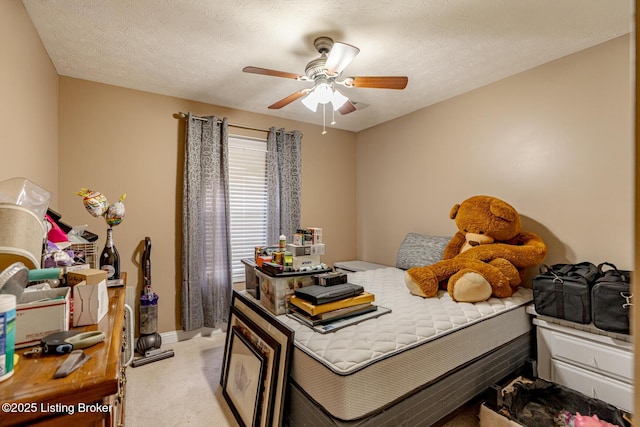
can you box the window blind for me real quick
[228,136,268,282]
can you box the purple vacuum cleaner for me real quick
[131,237,174,367]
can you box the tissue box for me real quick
[15,287,71,348]
[73,278,108,326]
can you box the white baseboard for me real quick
[127,283,227,345]
[159,327,225,345]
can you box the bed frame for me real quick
[281,232,533,426]
[286,332,533,426]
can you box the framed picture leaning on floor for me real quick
[221,291,294,427]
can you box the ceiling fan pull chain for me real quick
[331,107,336,126]
[322,104,327,135]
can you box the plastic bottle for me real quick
[279,234,286,251]
[0,294,16,382]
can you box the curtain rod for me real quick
[177,112,270,134]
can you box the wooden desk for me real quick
[0,287,127,426]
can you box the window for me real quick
[228,136,268,282]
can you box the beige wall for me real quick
[57,77,357,333]
[2,0,634,335]
[356,35,633,275]
[0,1,58,206]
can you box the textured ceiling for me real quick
[22,0,633,132]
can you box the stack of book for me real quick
[288,282,377,326]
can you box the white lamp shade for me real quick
[315,82,333,104]
[325,42,360,74]
[331,89,349,110]
[301,91,319,112]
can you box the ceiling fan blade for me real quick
[337,100,357,115]
[348,76,408,89]
[243,66,302,80]
[325,42,360,74]
[268,90,309,109]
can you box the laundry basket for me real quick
[68,242,99,269]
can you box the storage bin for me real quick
[0,204,46,271]
[15,287,70,348]
[480,377,631,427]
[257,269,317,315]
[241,258,259,299]
[68,242,99,269]
[0,177,51,221]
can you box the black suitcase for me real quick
[533,262,599,324]
[592,262,632,334]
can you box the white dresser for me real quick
[530,306,633,413]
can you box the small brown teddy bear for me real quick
[405,195,547,302]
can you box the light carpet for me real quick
[125,331,237,426]
[125,332,480,426]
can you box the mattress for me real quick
[278,267,534,421]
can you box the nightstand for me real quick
[528,305,633,412]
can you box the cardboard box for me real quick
[73,279,108,326]
[64,264,90,273]
[293,255,321,270]
[15,287,71,348]
[67,268,107,287]
[479,377,631,427]
[310,243,325,255]
[256,255,271,267]
[307,227,323,244]
[286,244,312,256]
[257,269,315,315]
[287,243,325,256]
[479,404,522,427]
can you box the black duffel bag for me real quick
[592,262,632,334]
[533,262,599,324]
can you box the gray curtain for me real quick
[181,113,232,331]
[266,127,303,243]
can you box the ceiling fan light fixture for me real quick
[324,42,360,74]
[242,36,408,134]
[331,89,349,110]
[314,81,333,104]
[301,91,319,112]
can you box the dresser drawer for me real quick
[551,359,633,412]
[537,323,632,382]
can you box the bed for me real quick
[280,233,536,426]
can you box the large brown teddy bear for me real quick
[405,195,547,302]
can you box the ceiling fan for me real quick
[243,36,408,116]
